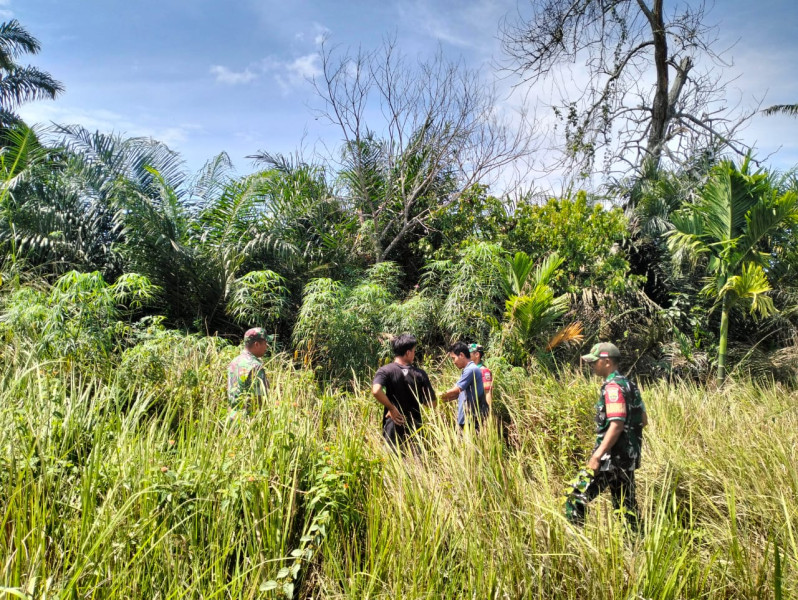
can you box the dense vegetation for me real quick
[1,11,797,599]
[1,327,795,598]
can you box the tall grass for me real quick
[0,338,795,598]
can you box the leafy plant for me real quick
[0,269,158,365]
[422,241,507,342]
[226,270,288,327]
[498,252,573,364]
[293,262,400,379]
[668,158,798,380]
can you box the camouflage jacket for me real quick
[594,371,646,471]
[227,350,268,410]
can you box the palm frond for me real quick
[0,66,63,109]
[732,189,798,271]
[719,262,777,318]
[187,152,234,209]
[0,20,42,62]
[500,251,535,297]
[545,321,584,351]
[52,124,186,198]
[762,104,798,118]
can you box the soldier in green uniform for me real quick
[564,342,648,529]
[227,327,271,419]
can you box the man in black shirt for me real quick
[372,333,435,448]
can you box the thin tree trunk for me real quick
[717,294,730,382]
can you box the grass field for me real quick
[1,336,795,599]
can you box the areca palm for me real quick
[667,158,798,381]
[0,19,63,125]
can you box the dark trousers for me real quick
[566,468,639,529]
[383,418,419,450]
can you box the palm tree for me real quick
[0,19,63,126]
[667,158,798,381]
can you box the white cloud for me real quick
[17,103,202,150]
[395,0,508,50]
[287,54,321,80]
[210,65,258,85]
[313,23,331,46]
[261,53,320,95]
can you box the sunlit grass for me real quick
[0,340,795,598]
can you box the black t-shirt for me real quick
[373,361,434,427]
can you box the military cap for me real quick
[243,327,273,344]
[581,342,621,363]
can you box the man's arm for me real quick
[587,421,624,471]
[253,366,269,397]
[371,383,406,425]
[420,373,437,409]
[439,385,461,401]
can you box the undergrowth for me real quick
[0,333,795,599]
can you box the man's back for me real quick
[373,361,433,427]
[227,350,268,409]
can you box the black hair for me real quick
[449,341,470,357]
[392,333,417,357]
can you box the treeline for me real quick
[2,122,796,383]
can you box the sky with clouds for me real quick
[10,0,798,188]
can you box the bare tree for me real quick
[314,38,534,263]
[502,0,752,177]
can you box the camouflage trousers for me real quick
[563,467,639,529]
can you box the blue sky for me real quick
[10,0,798,187]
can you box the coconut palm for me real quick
[0,19,63,126]
[667,157,798,381]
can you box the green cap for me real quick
[468,343,484,354]
[244,328,274,344]
[581,342,621,363]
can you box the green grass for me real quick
[0,339,796,599]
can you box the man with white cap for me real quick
[563,342,647,529]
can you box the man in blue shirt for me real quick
[440,341,489,430]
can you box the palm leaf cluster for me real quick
[0,20,63,126]
[0,127,333,332]
[668,158,798,379]
[500,252,576,363]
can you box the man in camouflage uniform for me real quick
[227,327,271,418]
[564,342,648,529]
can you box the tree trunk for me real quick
[645,0,669,166]
[717,294,730,383]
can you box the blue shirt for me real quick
[456,361,487,426]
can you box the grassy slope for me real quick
[0,340,796,599]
